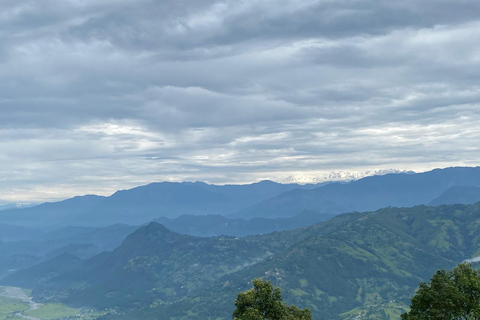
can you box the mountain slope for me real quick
[428,186,480,205]
[9,202,480,319]
[0,224,44,242]
[114,202,480,320]
[232,166,480,219]
[0,195,106,229]
[0,181,322,229]
[0,224,138,279]
[25,223,292,309]
[189,180,322,207]
[1,253,82,288]
[153,210,335,237]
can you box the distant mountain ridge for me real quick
[231,166,480,219]
[0,181,322,229]
[154,210,335,237]
[428,186,480,205]
[0,203,39,211]
[280,169,413,184]
[0,223,138,279]
[1,166,480,229]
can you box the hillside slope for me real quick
[23,223,293,309]
[6,202,480,320]
[118,203,480,320]
[232,167,480,219]
[428,186,480,205]
[0,181,320,229]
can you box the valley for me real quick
[2,2,478,318]
[1,167,480,319]
[0,286,101,320]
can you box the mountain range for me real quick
[4,202,480,320]
[279,169,413,184]
[1,167,480,319]
[0,181,321,229]
[231,167,480,219]
[1,167,480,231]
[153,210,335,237]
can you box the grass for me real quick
[340,301,409,320]
[25,304,80,319]
[0,289,30,320]
[0,286,103,320]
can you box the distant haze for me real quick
[1,1,480,202]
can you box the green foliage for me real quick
[32,223,295,310]
[152,203,480,320]
[25,303,80,319]
[233,279,312,320]
[402,263,480,320]
[18,202,480,320]
[0,294,29,320]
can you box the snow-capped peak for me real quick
[280,169,412,184]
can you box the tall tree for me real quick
[233,278,312,320]
[402,263,480,320]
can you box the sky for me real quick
[1,0,480,202]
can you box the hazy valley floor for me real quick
[0,287,103,320]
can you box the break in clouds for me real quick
[1,0,480,201]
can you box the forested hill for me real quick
[5,201,480,320]
[152,202,480,319]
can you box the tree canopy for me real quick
[233,278,312,320]
[402,263,480,320]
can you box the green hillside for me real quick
[7,203,480,320]
[126,203,480,319]
[28,223,294,310]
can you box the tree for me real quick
[233,278,312,320]
[402,263,480,320]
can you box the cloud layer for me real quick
[1,0,480,201]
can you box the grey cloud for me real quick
[0,0,480,201]
[64,0,480,50]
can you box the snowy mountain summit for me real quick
[280,169,413,184]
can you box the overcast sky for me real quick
[1,0,480,202]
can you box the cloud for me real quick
[0,0,480,201]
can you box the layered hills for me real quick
[428,186,480,205]
[1,167,480,230]
[0,224,137,279]
[232,166,480,219]
[6,202,480,320]
[153,210,334,237]
[0,181,320,229]
[14,223,294,309]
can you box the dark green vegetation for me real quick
[27,223,294,309]
[164,202,480,320]
[2,167,480,319]
[233,278,312,320]
[6,201,480,320]
[0,213,333,281]
[402,263,480,320]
